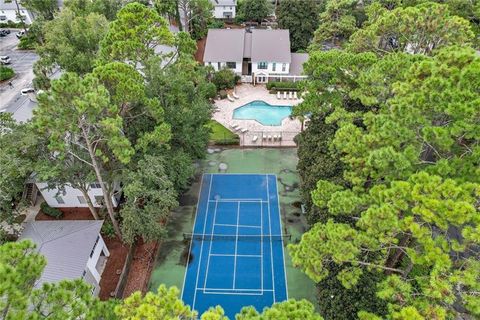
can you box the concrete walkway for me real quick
[213,84,302,147]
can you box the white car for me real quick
[21,88,35,95]
[0,55,11,65]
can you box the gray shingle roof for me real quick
[19,220,104,287]
[290,53,309,76]
[204,29,245,62]
[203,29,292,63]
[251,29,291,63]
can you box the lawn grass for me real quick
[206,120,239,145]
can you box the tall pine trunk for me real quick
[78,187,100,220]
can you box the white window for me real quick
[90,183,102,189]
[226,62,236,69]
[77,196,87,204]
[55,196,65,204]
[217,62,221,70]
[258,62,268,70]
[272,63,276,72]
[282,63,286,72]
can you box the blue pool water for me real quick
[233,100,292,126]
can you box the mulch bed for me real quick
[195,37,206,63]
[35,207,95,220]
[122,239,159,298]
[99,235,129,300]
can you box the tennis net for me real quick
[183,233,291,242]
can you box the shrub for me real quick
[0,66,14,81]
[40,202,63,219]
[266,81,301,91]
[0,21,24,28]
[101,221,117,239]
[212,68,236,90]
[218,89,228,99]
[18,36,36,50]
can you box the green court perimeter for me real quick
[148,148,318,310]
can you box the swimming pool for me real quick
[233,100,292,126]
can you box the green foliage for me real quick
[276,0,319,51]
[36,8,109,75]
[99,2,174,66]
[236,299,324,319]
[266,81,301,91]
[101,220,117,239]
[348,2,474,55]
[311,0,358,48]
[0,66,14,81]
[20,0,58,20]
[114,285,196,319]
[240,0,271,23]
[120,155,178,245]
[0,240,116,319]
[188,0,214,40]
[207,120,240,145]
[291,46,480,319]
[212,68,237,90]
[39,202,63,219]
[64,0,123,20]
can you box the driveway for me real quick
[0,29,39,110]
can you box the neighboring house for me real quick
[0,0,34,24]
[36,181,122,209]
[210,0,236,19]
[203,28,308,84]
[19,220,110,296]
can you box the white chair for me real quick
[252,135,258,142]
[263,134,267,140]
[273,135,277,141]
[283,92,287,99]
[293,92,298,100]
[241,128,248,133]
[289,92,293,100]
[278,134,282,141]
[230,124,239,130]
[233,91,240,99]
[268,135,272,141]
[277,91,281,99]
[227,94,235,102]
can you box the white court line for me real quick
[199,287,272,292]
[203,291,265,296]
[232,202,240,289]
[208,199,267,203]
[266,174,276,303]
[210,253,262,258]
[274,173,289,300]
[181,174,204,297]
[191,175,214,312]
[214,223,261,229]
[261,198,264,291]
[201,198,219,292]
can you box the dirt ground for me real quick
[122,240,159,298]
[99,236,129,300]
[195,38,206,63]
[35,207,95,220]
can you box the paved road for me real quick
[0,30,38,110]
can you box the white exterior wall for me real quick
[36,182,119,208]
[0,9,33,24]
[86,235,109,284]
[252,62,290,75]
[205,61,242,74]
[213,5,236,19]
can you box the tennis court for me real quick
[181,174,288,318]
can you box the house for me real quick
[0,0,34,24]
[35,181,122,209]
[210,0,236,19]
[203,28,308,84]
[19,220,110,296]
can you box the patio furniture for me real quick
[288,92,293,100]
[227,94,235,102]
[252,135,258,142]
[232,91,240,99]
[278,134,282,141]
[283,92,287,99]
[273,135,278,141]
[268,135,272,141]
[293,92,298,100]
[263,134,267,140]
[277,92,281,99]
[241,128,248,133]
[230,124,239,130]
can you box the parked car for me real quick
[1,29,10,34]
[16,30,26,38]
[0,30,8,37]
[21,88,35,95]
[0,56,11,65]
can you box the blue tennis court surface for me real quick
[182,174,288,318]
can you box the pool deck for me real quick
[213,85,302,147]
